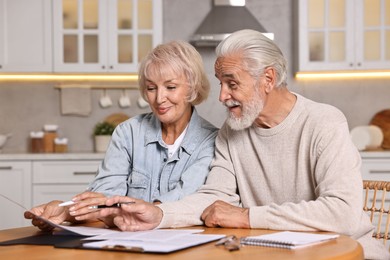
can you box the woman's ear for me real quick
[263,67,276,93]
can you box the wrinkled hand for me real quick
[97,196,163,231]
[201,200,250,228]
[68,191,108,223]
[24,200,71,231]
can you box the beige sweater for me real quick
[159,94,389,260]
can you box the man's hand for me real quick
[97,196,163,231]
[24,200,71,231]
[201,200,250,228]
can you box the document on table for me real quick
[1,194,226,254]
[82,232,226,253]
[0,193,119,237]
[29,211,225,253]
[26,211,120,236]
[82,228,205,240]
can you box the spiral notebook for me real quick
[240,231,339,249]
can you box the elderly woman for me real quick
[25,41,218,230]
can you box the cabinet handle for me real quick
[73,171,97,175]
[369,170,390,174]
[109,65,113,69]
[0,166,12,170]
[102,65,105,69]
[0,65,2,69]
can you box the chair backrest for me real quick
[363,180,390,251]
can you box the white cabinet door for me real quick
[53,0,162,73]
[33,184,91,206]
[298,0,354,71]
[52,0,107,72]
[360,152,390,181]
[0,0,52,72]
[32,160,100,206]
[354,0,390,70]
[361,159,390,181]
[106,0,162,72]
[0,161,32,229]
[298,0,390,72]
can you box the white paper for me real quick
[82,229,205,241]
[83,233,226,253]
[26,211,120,236]
[12,200,226,253]
[52,225,121,236]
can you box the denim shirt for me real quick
[88,108,218,203]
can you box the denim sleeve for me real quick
[87,124,131,197]
[155,130,217,202]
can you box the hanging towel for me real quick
[60,85,92,116]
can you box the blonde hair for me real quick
[138,41,210,105]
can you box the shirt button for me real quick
[163,158,167,162]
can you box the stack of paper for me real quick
[29,211,225,253]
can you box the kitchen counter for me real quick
[360,150,390,159]
[0,153,105,161]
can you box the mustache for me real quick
[223,100,241,108]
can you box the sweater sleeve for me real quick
[249,119,365,236]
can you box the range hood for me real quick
[191,0,274,47]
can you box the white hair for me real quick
[216,29,287,87]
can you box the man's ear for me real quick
[263,67,276,93]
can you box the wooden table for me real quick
[0,225,363,260]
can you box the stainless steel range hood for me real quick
[191,0,274,47]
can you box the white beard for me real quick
[225,91,264,131]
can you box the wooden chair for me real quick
[363,180,390,251]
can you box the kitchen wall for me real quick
[1,0,389,153]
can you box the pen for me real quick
[58,201,75,207]
[89,202,135,209]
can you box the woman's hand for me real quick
[24,200,72,231]
[67,191,108,222]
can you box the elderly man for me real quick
[72,30,388,259]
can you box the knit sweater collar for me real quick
[252,93,304,136]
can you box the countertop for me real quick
[0,153,105,161]
[360,150,390,158]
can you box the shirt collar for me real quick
[144,107,203,156]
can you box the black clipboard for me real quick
[0,233,87,246]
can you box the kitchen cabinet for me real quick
[0,161,31,230]
[32,159,100,205]
[361,151,390,181]
[297,0,390,72]
[53,0,162,73]
[0,154,103,229]
[0,0,52,72]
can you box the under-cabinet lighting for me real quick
[296,71,390,79]
[0,74,139,82]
